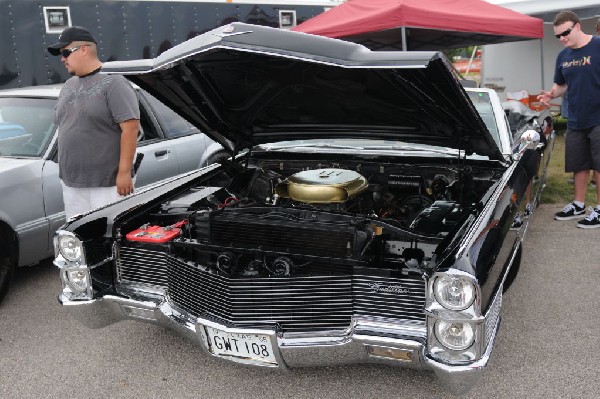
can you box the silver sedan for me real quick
[0,83,223,301]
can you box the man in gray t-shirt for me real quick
[47,26,140,219]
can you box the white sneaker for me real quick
[524,203,533,218]
[554,202,586,220]
[577,207,600,229]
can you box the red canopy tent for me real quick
[293,0,544,51]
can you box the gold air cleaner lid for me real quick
[276,168,368,203]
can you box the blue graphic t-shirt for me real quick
[554,36,600,129]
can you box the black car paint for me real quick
[52,24,556,392]
[62,103,550,323]
[472,124,553,311]
[101,24,504,162]
[64,146,531,315]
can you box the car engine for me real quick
[117,159,499,280]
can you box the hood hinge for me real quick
[236,136,252,171]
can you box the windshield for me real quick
[466,91,501,149]
[256,92,502,158]
[0,97,57,157]
[250,91,502,159]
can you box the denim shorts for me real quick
[565,125,600,172]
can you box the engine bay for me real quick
[119,158,502,278]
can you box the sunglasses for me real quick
[60,45,88,58]
[555,25,575,39]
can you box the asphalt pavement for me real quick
[0,204,598,399]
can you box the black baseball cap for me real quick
[47,26,96,56]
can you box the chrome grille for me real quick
[116,246,168,287]
[353,275,426,322]
[168,256,353,332]
[116,247,427,332]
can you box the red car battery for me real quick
[126,220,188,243]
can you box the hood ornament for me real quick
[213,24,253,38]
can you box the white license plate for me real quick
[204,327,277,365]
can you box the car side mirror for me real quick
[521,129,540,142]
[512,129,541,158]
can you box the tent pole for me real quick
[540,38,545,92]
[465,46,478,78]
[401,27,407,51]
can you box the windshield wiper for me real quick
[361,145,460,155]
[255,143,463,156]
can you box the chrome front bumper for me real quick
[58,292,498,393]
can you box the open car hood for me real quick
[102,23,504,161]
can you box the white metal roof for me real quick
[485,0,600,22]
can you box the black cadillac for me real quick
[54,23,554,393]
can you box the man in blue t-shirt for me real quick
[539,11,600,228]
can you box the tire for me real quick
[206,150,230,166]
[0,248,15,302]
[503,245,522,293]
[0,225,17,301]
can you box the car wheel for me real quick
[502,245,522,293]
[0,248,15,302]
[206,150,230,166]
[0,226,17,302]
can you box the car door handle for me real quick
[154,150,170,157]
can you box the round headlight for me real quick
[433,275,476,310]
[65,269,90,292]
[434,320,475,351]
[58,233,83,262]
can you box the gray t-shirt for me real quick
[55,73,140,187]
